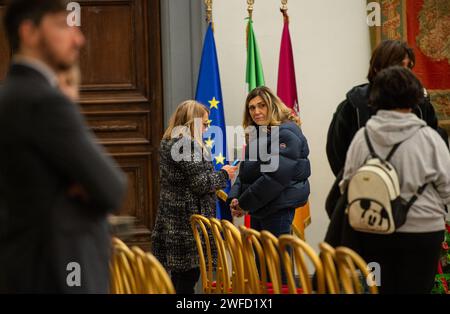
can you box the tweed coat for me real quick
[151,137,228,272]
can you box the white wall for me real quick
[213,0,372,252]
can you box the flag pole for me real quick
[204,0,213,30]
[246,0,255,48]
[280,0,289,23]
[247,0,254,20]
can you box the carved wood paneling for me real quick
[84,110,151,143]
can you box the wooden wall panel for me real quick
[0,5,11,81]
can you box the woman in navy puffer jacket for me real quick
[227,86,311,237]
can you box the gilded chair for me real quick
[239,226,269,294]
[129,246,149,293]
[278,235,326,294]
[132,246,175,294]
[243,229,305,294]
[110,237,138,294]
[209,217,232,293]
[319,242,340,294]
[260,231,284,294]
[221,220,246,294]
[334,246,378,294]
[146,252,175,294]
[190,214,216,293]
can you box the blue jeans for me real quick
[251,208,296,285]
[250,207,296,237]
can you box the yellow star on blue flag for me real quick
[209,97,220,110]
[214,153,225,165]
[205,137,214,149]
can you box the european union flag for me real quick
[195,23,231,221]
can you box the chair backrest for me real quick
[190,214,214,293]
[110,238,175,294]
[278,235,326,294]
[209,217,231,293]
[110,238,138,294]
[319,242,340,294]
[334,246,379,294]
[129,246,149,293]
[239,225,268,294]
[132,246,175,294]
[260,231,283,294]
[221,220,246,294]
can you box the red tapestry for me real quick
[371,0,450,133]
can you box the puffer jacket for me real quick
[227,121,310,219]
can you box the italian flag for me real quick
[244,18,265,227]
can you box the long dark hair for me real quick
[367,40,415,84]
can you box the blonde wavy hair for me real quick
[163,100,209,145]
[243,86,301,130]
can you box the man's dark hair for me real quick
[368,40,415,84]
[4,0,69,52]
[369,66,424,111]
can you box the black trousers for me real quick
[171,267,200,294]
[358,230,444,294]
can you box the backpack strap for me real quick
[364,128,378,158]
[385,143,402,162]
[364,128,401,162]
[404,183,428,211]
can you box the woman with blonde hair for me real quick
[151,100,237,294]
[227,86,310,238]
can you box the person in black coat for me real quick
[227,86,311,237]
[0,0,127,293]
[326,40,448,178]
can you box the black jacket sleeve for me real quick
[226,173,242,206]
[238,128,309,213]
[31,94,127,213]
[326,99,359,177]
[417,95,438,130]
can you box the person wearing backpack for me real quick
[326,40,447,178]
[341,66,450,294]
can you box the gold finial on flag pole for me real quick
[280,0,289,22]
[205,0,213,24]
[247,0,255,19]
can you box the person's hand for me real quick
[230,199,247,217]
[230,198,239,209]
[222,165,238,180]
[231,208,245,218]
